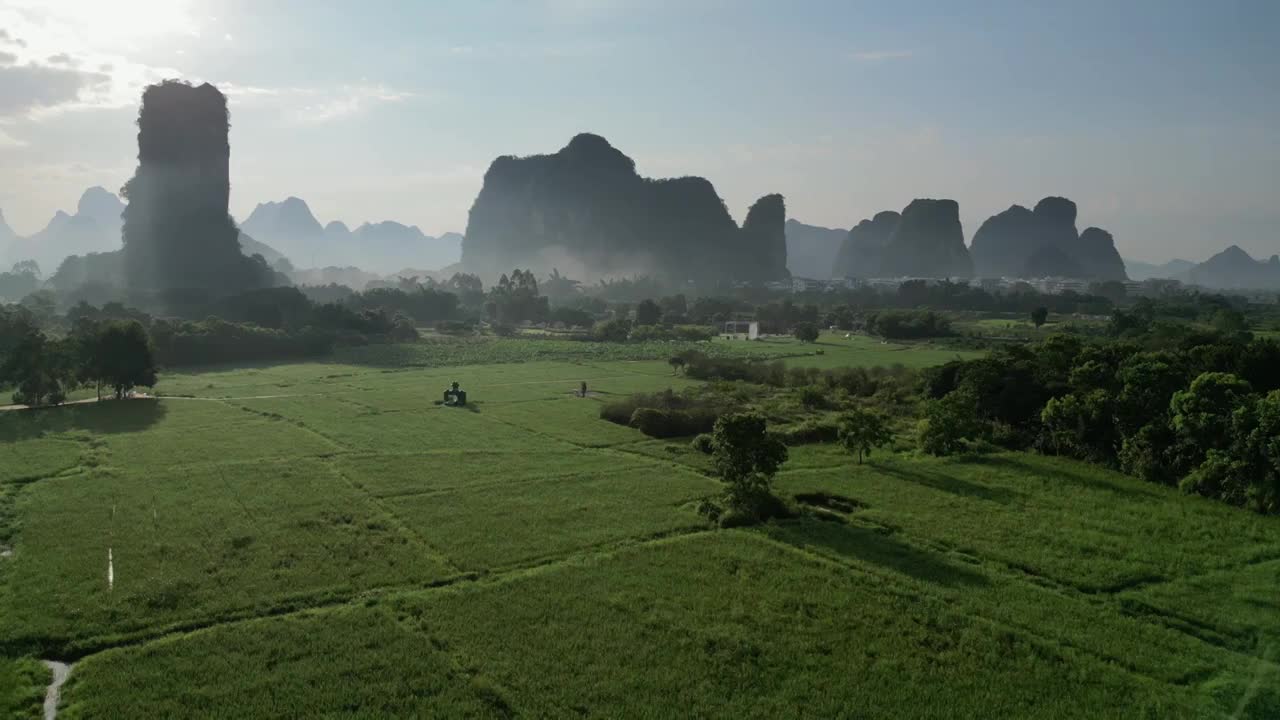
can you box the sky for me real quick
[0,0,1277,263]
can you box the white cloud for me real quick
[0,125,27,148]
[849,50,913,63]
[224,83,416,125]
[0,2,186,119]
[295,85,414,124]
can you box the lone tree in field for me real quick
[792,321,820,343]
[838,408,893,464]
[82,320,158,400]
[1031,307,1049,329]
[668,355,685,375]
[706,412,788,522]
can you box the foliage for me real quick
[0,328,73,406]
[547,306,594,329]
[634,299,661,326]
[347,286,459,323]
[591,318,632,342]
[486,269,548,325]
[918,388,983,455]
[706,412,789,521]
[79,320,159,399]
[792,321,820,343]
[1031,307,1049,328]
[0,263,40,302]
[600,388,724,438]
[628,324,715,342]
[837,408,893,463]
[772,419,840,446]
[864,309,952,339]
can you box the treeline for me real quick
[922,331,1280,513]
[1,304,157,406]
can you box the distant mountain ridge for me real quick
[1,187,291,280]
[2,187,125,273]
[1124,258,1195,281]
[1187,246,1280,291]
[785,219,846,279]
[241,197,461,273]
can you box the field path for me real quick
[42,661,71,720]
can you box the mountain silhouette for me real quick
[785,219,847,279]
[1188,245,1280,290]
[880,199,972,278]
[3,186,124,272]
[1124,257,1195,281]
[462,132,789,283]
[970,197,1126,279]
[242,197,460,272]
[833,211,900,278]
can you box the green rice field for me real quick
[1,335,1276,718]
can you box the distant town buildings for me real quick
[742,275,1193,297]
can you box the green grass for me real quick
[0,657,47,720]
[58,607,503,719]
[784,332,982,369]
[2,347,1278,718]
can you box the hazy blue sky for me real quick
[1,0,1276,262]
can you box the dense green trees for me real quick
[486,270,548,325]
[924,326,1280,513]
[1031,307,1048,328]
[0,313,158,406]
[0,262,40,301]
[792,322,820,343]
[78,321,158,400]
[864,309,952,339]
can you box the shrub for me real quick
[792,322,820,343]
[772,420,839,446]
[434,320,473,335]
[601,388,724,438]
[691,433,714,454]
[797,385,827,409]
[592,318,632,342]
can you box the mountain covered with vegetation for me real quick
[970,197,1126,280]
[462,133,789,284]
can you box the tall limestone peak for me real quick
[880,199,972,278]
[969,204,1035,277]
[462,134,784,283]
[1075,227,1127,281]
[1032,196,1078,228]
[121,79,274,293]
[738,194,789,282]
[971,196,1126,280]
[833,210,899,278]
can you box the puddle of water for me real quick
[42,660,71,720]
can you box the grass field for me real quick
[1,336,1277,718]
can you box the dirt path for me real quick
[42,661,71,720]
